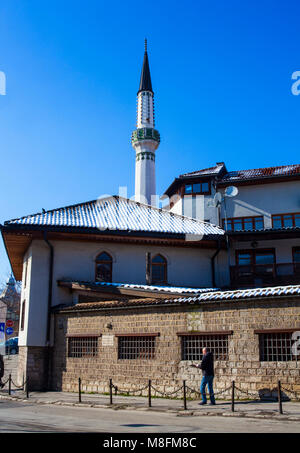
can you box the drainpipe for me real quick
[43,232,54,344]
[211,240,222,288]
[43,231,54,390]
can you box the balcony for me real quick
[230,263,300,288]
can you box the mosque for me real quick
[1,42,299,394]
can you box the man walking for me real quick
[191,347,216,405]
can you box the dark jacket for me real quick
[200,352,214,377]
[0,354,4,379]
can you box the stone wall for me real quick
[50,297,300,399]
[18,345,49,390]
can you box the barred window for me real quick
[180,334,230,361]
[258,332,298,362]
[68,336,98,358]
[118,335,156,360]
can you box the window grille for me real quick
[259,332,297,362]
[181,334,229,361]
[68,336,98,358]
[118,336,156,360]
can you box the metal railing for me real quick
[230,263,300,288]
[76,377,300,415]
[0,374,29,398]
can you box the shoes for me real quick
[210,402,216,405]
[199,402,207,405]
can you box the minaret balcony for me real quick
[131,128,160,145]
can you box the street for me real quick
[0,399,300,433]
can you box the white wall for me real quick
[21,238,229,346]
[19,241,50,347]
[220,180,300,228]
[231,238,300,265]
[170,180,300,229]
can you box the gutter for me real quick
[43,231,54,344]
[211,240,222,288]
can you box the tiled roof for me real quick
[56,284,300,312]
[220,164,300,183]
[4,196,224,237]
[180,163,226,178]
[88,281,218,295]
[178,284,300,303]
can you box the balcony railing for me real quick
[230,263,300,288]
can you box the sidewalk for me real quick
[1,389,300,422]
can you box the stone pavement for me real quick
[1,388,300,422]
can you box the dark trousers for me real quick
[200,375,215,404]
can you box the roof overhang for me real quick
[228,228,300,241]
[57,280,214,299]
[217,174,300,188]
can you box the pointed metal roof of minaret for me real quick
[138,38,153,94]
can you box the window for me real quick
[68,336,98,358]
[236,249,275,266]
[293,247,300,264]
[95,252,112,282]
[272,213,300,229]
[151,254,167,285]
[20,300,26,331]
[257,331,298,361]
[184,181,210,195]
[223,216,264,232]
[180,333,230,361]
[118,335,157,360]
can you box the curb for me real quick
[1,393,300,422]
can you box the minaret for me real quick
[131,39,160,206]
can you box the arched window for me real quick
[151,254,167,285]
[95,252,113,282]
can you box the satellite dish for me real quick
[225,186,239,198]
[207,192,223,208]
[215,192,222,203]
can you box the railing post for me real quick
[148,380,152,408]
[109,379,113,405]
[78,377,81,403]
[183,380,187,410]
[8,374,11,395]
[278,380,283,414]
[231,380,235,412]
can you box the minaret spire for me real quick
[131,41,160,206]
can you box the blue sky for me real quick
[0,0,300,282]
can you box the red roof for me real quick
[221,164,300,182]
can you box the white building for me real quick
[164,162,300,288]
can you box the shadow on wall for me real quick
[258,388,290,402]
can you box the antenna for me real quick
[144,38,147,52]
[207,191,222,208]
